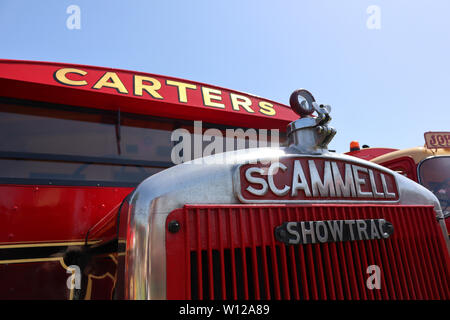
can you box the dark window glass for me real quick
[418,156,450,213]
[0,98,287,185]
[0,159,161,186]
[120,116,174,162]
[0,101,175,162]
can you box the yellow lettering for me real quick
[258,101,276,116]
[134,75,163,99]
[202,87,225,109]
[166,80,196,103]
[230,93,255,113]
[54,68,87,86]
[93,72,128,94]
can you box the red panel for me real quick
[166,204,450,300]
[378,156,418,182]
[446,218,450,238]
[0,185,132,243]
[0,184,132,299]
[0,260,70,299]
[0,59,297,131]
[345,148,398,161]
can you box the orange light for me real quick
[350,141,360,151]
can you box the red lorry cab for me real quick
[0,61,449,300]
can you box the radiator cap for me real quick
[287,89,336,154]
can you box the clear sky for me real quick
[0,0,449,153]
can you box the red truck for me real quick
[347,133,450,237]
[0,60,448,300]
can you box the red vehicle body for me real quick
[0,60,295,299]
[347,139,450,235]
[0,60,449,300]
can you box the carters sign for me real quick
[53,67,279,117]
[235,157,399,203]
[0,60,298,130]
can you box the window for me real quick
[0,99,175,186]
[0,98,285,186]
[418,156,450,213]
[0,100,174,162]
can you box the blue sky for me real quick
[0,0,449,153]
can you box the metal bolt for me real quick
[274,226,286,241]
[168,220,181,233]
[382,222,394,235]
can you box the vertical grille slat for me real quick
[342,209,361,299]
[206,210,214,300]
[319,207,338,300]
[408,208,435,298]
[332,208,352,299]
[359,206,380,300]
[403,207,429,299]
[353,207,371,300]
[286,208,301,300]
[277,208,291,300]
[323,207,345,300]
[294,207,310,300]
[166,205,450,300]
[248,209,261,300]
[382,207,410,299]
[195,210,203,300]
[301,207,319,300]
[268,208,282,299]
[365,207,388,300]
[237,209,249,300]
[257,209,272,299]
[397,207,423,299]
[184,208,191,300]
[392,209,418,299]
[419,207,447,298]
[217,209,227,300]
[341,207,367,300]
[350,229,367,299]
[368,207,396,299]
[227,208,238,300]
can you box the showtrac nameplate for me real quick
[274,219,394,245]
